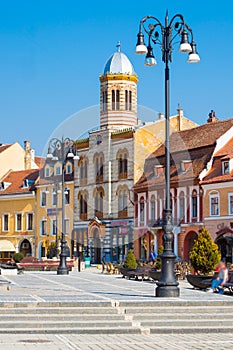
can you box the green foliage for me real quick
[123,249,138,269]
[189,227,221,275]
[13,252,24,262]
[155,245,164,270]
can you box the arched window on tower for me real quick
[118,151,128,180]
[125,90,132,111]
[129,91,132,111]
[94,188,104,219]
[102,91,107,112]
[79,192,88,221]
[150,195,156,221]
[112,89,120,110]
[139,197,145,223]
[179,191,185,222]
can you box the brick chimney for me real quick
[24,140,31,170]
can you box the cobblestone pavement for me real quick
[0,333,232,350]
[0,267,232,349]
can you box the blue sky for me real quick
[1,1,233,154]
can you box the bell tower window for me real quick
[112,90,120,110]
[102,91,107,112]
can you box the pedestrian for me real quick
[208,261,228,294]
[149,250,156,264]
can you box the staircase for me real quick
[0,300,233,334]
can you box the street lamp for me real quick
[135,12,200,297]
[47,137,78,275]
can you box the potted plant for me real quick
[187,227,221,289]
[119,250,138,278]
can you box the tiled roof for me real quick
[147,118,233,159]
[135,118,233,191]
[201,137,233,184]
[0,144,11,153]
[34,156,45,168]
[0,169,39,195]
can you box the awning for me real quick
[0,240,16,252]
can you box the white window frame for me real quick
[228,193,233,215]
[222,160,230,175]
[45,167,50,177]
[26,212,34,231]
[210,193,220,216]
[2,213,9,232]
[40,191,47,207]
[64,218,70,234]
[15,213,23,231]
[55,166,61,175]
[40,219,47,236]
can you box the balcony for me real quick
[80,213,87,221]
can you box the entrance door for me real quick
[216,234,233,264]
[19,239,32,257]
[92,228,101,264]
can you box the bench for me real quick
[119,265,152,280]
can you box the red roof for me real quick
[0,144,11,153]
[0,169,39,195]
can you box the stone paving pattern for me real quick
[0,267,233,349]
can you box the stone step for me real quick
[0,306,118,315]
[132,312,233,320]
[0,327,142,334]
[0,313,125,321]
[120,305,233,314]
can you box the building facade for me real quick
[73,44,198,264]
[133,114,233,262]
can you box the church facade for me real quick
[72,44,198,263]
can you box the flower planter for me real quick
[186,274,213,290]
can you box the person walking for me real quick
[208,261,228,294]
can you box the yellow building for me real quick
[0,169,39,261]
[35,158,75,259]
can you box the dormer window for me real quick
[55,166,61,175]
[23,179,29,188]
[0,181,11,190]
[45,167,50,177]
[66,163,72,174]
[222,160,229,175]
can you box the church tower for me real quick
[99,42,138,128]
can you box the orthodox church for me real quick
[72,43,197,263]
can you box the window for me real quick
[222,161,230,175]
[40,220,47,235]
[66,164,72,174]
[150,195,156,221]
[139,197,145,223]
[179,191,185,220]
[118,152,128,179]
[41,191,47,207]
[55,166,61,175]
[16,213,22,231]
[65,188,70,205]
[80,158,88,183]
[94,188,104,219]
[228,194,233,215]
[80,193,88,220]
[27,213,33,231]
[192,190,198,218]
[52,191,58,206]
[52,219,57,235]
[95,154,104,183]
[102,90,107,112]
[210,195,219,216]
[45,168,50,177]
[112,89,120,110]
[125,90,132,111]
[2,214,9,232]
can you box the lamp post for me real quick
[135,11,200,297]
[47,137,78,275]
[53,181,60,259]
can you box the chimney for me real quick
[24,140,31,170]
[177,104,183,131]
[207,110,218,123]
[158,112,164,120]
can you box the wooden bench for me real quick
[119,265,152,280]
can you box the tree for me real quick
[123,249,138,269]
[189,227,221,275]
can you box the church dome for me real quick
[103,42,135,75]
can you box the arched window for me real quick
[112,89,120,110]
[129,91,132,111]
[118,151,128,179]
[150,195,156,221]
[94,188,104,219]
[125,90,128,110]
[102,91,107,112]
[139,197,145,223]
[80,193,88,221]
[192,190,197,218]
[179,191,185,221]
[94,154,104,183]
[80,158,88,185]
[118,189,128,218]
